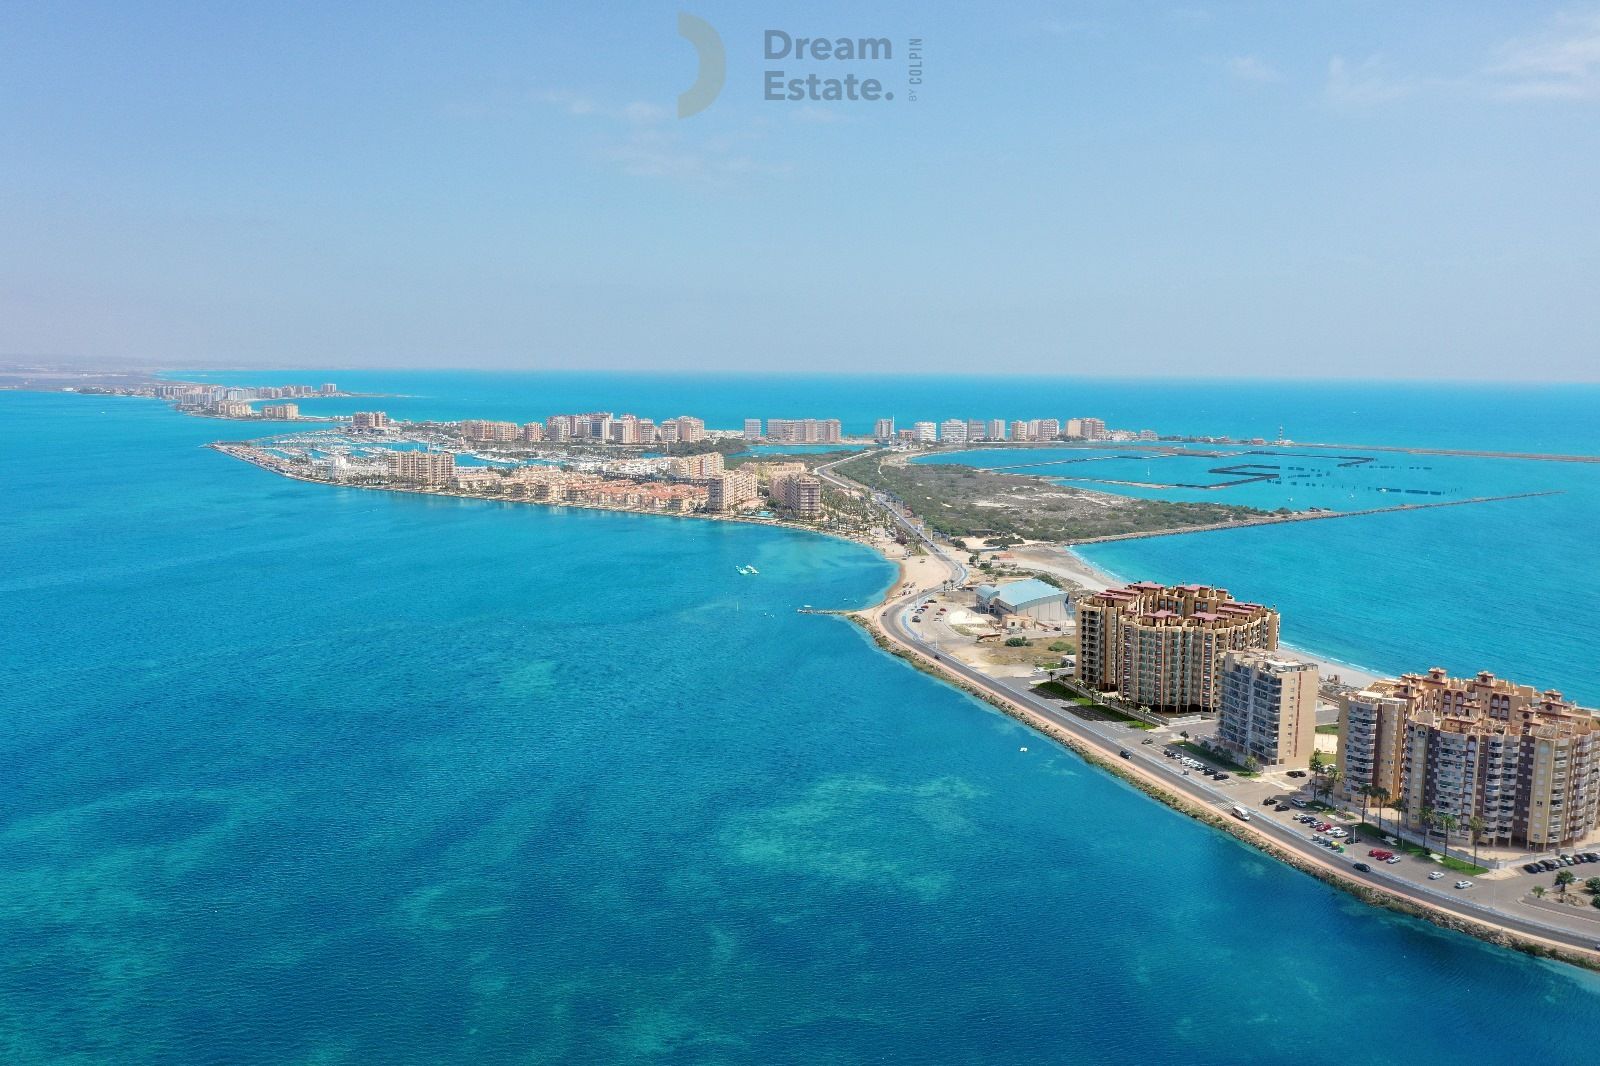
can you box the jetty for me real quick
[1064,490,1563,545]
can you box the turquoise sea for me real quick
[4,376,1600,1064]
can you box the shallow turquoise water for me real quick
[922,442,1599,702]
[4,386,1599,1063]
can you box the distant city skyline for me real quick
[3,2,1599,381]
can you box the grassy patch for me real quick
[1031,682,1155,729]
[1315,724,1339,735]
[833,450,1267,542]
[1172,742,1258,777]
[1351,824,1489,875]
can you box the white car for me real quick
[1328,828,1347,838]
[1384,856,1401,864]
[1454,880,1474,890]
[1427,871,1445,880]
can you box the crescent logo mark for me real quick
[676,13,726,118]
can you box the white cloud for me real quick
[1485,10,1600,100]
[1324,9,1600,107]
[1225,55,1281,83]
[536,91,668,124]
[1325,55,1419,105]
[601,129,791,182]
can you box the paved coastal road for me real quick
[820,451,1600,961]
[879,598,1600,958]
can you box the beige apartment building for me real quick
[384,450,455,485]
[1217,651,1318,769]
[1339,668,1600,850]
[261,404,299,420]
[669,453,725,479]
[350,411,389,432]
[1075,583,1280,715]
[769,472,822,518]
[706,469,758,512]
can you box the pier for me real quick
[1064,491,1563,545]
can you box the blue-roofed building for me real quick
[976,578,1070,622]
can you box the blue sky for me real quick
[2,1,1597,379]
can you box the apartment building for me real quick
[873,418,895,441]
[350,411,389,432]
[1339,668,1600,850]
[669,452,725,479]
[521,422,544,442]
[672,416,707,443]
[767,418,843,444]
[986,419,1007,441]
[261,404,299,420]
[384,450,456,485]
[769,472,822,517]
[459,420,518,442]
[1075,582,1280,715]
[1217,651,1319,769]
[707,469,758,512]
[912,421,938,443]
[940,419,968,444]
[744,419,764,441]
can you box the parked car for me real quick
[1384,856,1401,864]
[1286,770,1307,778]
[1540,859,1559,871]
[1213,773,1230,781]
[1524,863,1545,874]
[1290,799,1308,809]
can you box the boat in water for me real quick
[736,564,759,575]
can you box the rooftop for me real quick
[993,578,1065,607]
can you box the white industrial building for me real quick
[975,578,1071,623]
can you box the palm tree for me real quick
[1393,798,1409,842]
[1419,806,1436,854]
[1325,767,1343,805]
[1532,885,1547,899]
[1372,787,1392,834]
[1467,815,1486,867]
[1436,812,1459,856]
[1556,870,1576,895]
[1356,785,1373,830]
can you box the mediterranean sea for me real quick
[3,375,1599,1064]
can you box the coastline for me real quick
[842,534,1599,972]
[211,433,1598,971]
